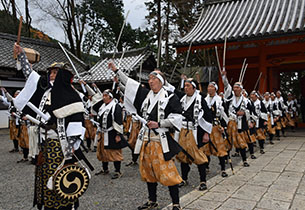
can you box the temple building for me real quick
[175,0,305,93]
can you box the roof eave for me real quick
[175,30,305,50]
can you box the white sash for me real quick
[98,100,116,146]
[135,88,173,154]
[181,90,198,111]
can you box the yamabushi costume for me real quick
[15,51,87,210]
[173,79,213,190]
[222,74,252,167]
[250,91,268,154]
[204,82,230,176]
[262,94,277,144]
[92,90,128,178]
[8,98,21,153]
[275,93,288,138]
[287,96,297,129]
[115,69,183,209]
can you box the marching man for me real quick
[174,78,212,190]
[250,91,268,154]
[204,81,230,177]
[109,62,183,210]
[222,70,252,167]
[262,92,276,144]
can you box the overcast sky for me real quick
[1,0,149,43]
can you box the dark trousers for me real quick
[207,156,226,171]
[86,138,92,149]
[219,156,226,171]
[258,139,265,150]
[276,130,280,137]
[132,153,139,163]
[102,161,121,172]
[207,155,211,168]
[181,162,206,182]
[269,133,274,141]
[239,148,247,162]
[147,182,179,205]
[248,143,254,155]
[22,147,29,159]
[13,139,19,150]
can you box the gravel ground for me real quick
[0,128,269,210]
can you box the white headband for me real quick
[234,82,243,89]
[103,90,113,98]
[150,72,164,85]
[251,90,259,97]
[185,80,197,88]
[209,82,218,91]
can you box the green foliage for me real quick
[144,0,203,74]
[0,10,27,36]
[82,0,152,54]
[280,71,305,99]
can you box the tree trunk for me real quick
[1,0,9,13]
[157,0,162,67]
[10,0,17,33]
[65,21,76,55]
[25,0,32,37]
[10,0,17,19]
[165,0,170,63]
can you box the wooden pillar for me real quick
[258,45,267,93]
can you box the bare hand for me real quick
[108,62,117,72]
[202,133,209,143]
[22,116,28,121]
[79,80,86,85]
[181,74,187,80]
[92,83,97,88]
[221,68,227,76]
[218,126,224,133]
[249,122,254,128]
[147,121,159,129]
[113,76,118,83]
[237,111,245,116]
[264,121,267,126]
[115,135,121,143]
[14,43,23,55]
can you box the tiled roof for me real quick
[82,47,153,83]
[0,32,89,73]
[176,0,305,47]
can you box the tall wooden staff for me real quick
[14,16,40,64]
[113,10,130,59]
[239,58,247,82]
[169,63,178,83]
[223,34,227,71]
[157,24,164,69]
[181,40,193,89]
[240,63,248,84]
[195,72,203,93]
[13,16,23,59]
[254,72,263,90]
[139,59,143,83]
[110,10,130,90]
[214,46,221,73]
[58,42,87,93]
